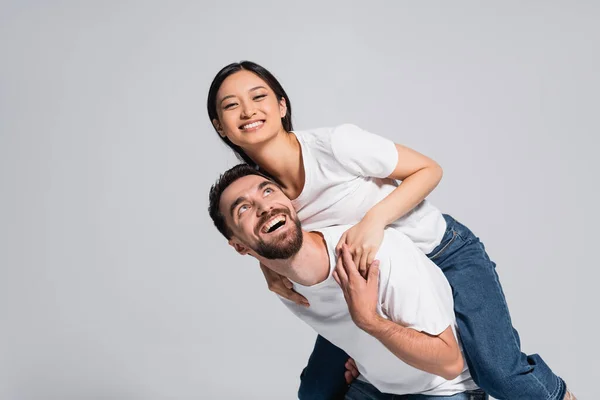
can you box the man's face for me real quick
[220,175,302,260]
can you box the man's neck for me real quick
[262,231,330,286]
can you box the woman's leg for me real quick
[298,334,350,400]
[428,214,566,400]
[344,380,395,400]
[346,381,487,400]
[399,389,488,399]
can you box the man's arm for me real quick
[333,244,464,380]
[361,316,463,380]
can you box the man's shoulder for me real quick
[316,225,353,250]
[316,226,422,265]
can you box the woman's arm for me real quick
[337,143,443,274]
[369,143,443,226]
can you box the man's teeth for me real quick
[263,215,285,233]
[241,121,264,130]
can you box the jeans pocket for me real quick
[429,230,458,260]
[466,389,488,400]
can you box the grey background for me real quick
[1,1,598,399]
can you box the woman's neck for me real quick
[245,129,305,200]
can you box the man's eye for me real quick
[264,188,273,196]
[238,205,249,215]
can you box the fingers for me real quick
[345,358,359,382]
[341,244,360,279]
[285,290,310,308]
[367,260,380,289]
[366,252,376,270]
[358,251,370,279]
[335,232,348,255]
[282,276,293,290]
[333,271,341,287]
[344,370,353,384]
[335,254,349,287]
[352,247,362,269]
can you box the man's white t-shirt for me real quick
[283,225,478,395]
[292,124,446,254]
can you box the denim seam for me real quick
[429,230,458,260]
[480,241,554,399]
[546,375,565,400]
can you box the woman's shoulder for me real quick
[294,123,362,148]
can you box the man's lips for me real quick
[256,211,289,235]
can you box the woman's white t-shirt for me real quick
[292,124,446,254]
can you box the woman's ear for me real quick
[213,119,225,137]
[279,98,287,119]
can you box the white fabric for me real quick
[284,225,477,395]
[292,123,446,254]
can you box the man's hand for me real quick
[260,262,309,307]
[333,244,380,330]
[344,358,360,384]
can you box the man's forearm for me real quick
[362,315,463,380]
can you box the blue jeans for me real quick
[298,215,566,400]
[345,380,487,400]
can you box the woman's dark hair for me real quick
[207,61,293,168]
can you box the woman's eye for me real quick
[253,94,267,101]
[223,103,237,110]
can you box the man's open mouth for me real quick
[261,214,287,234]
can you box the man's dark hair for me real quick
[208,164,272,239]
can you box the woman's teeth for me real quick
[241,121,264,130]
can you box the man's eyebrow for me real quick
[219,86,267,106]
[257,180,275,190]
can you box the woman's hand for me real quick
[335,214,385,278]
[345,358,360,384]
[259,262,309,307]
[333,244,380,331]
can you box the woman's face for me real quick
[213,70,287,149]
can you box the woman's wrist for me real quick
[364,206,391,228]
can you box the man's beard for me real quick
[254,209,303,260]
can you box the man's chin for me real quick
[256,233,303,260]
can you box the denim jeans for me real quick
[345,380,487,400]
[298,215,566,400]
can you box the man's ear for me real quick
[228,237,250,255]
[213,119,225,137]
[279,98,287,119]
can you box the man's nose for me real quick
[256,201,272,216]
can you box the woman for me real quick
[206,61,573,400]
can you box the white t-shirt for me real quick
[283,225,477,396]
[292,124,446,254]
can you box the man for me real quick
[208,164,485,399]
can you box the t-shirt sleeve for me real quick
[379,233,455,336]
[329,124,399,178]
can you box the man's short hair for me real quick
[208,164,272,239]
